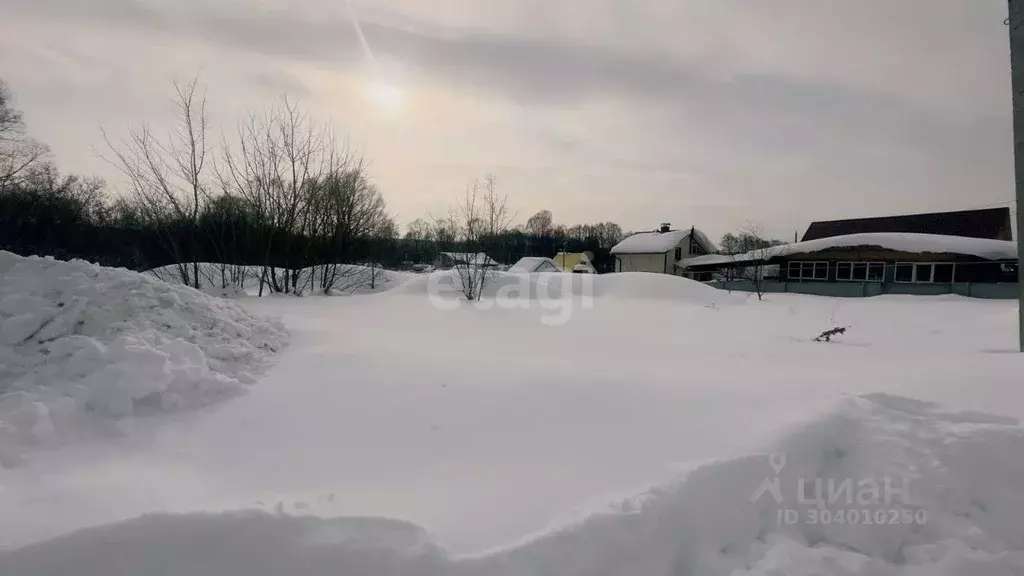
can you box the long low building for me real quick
[677,232,1018,298]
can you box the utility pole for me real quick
[1009,0,1024,350]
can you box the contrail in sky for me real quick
[344,0,404,111]
[345,0,376,65]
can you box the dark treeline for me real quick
[402,209,624,274]
[0,77,627,294]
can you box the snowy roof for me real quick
[509,257,562,273]
[611,228,716,255]
[440,252,498,266]
[678,233,1018,269]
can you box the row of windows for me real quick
[787,261,987,284]
[894,262,955,283]
[837,262,884,282]
[788,261,829,280]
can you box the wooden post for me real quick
[1009,0,1024,349]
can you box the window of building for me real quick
[894,262,956,284]
[914,264,933,283]
[788,261,829,281]
[933,263,954,283]
[895,263,914,282]
[675,247,682,261]
[835,261,885,282]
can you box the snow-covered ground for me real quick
[2,264,1024,575]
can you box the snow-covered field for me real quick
[2,261,1024,575]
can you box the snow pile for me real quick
[0,253,286,463]
[590,272,736,303]
[5,394,1024,575]
[472,393,1024,575]
[397,270,735,307]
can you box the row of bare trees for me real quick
[3,76,623,298]
[104,78,395,295]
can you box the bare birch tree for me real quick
[221,98,336,294]
[729,222,781,301]
[104,77,212,289]
[440,174,513,300]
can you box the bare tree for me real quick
[199,193,253,293]
[728,222,781,301]
[429,210,460,248]
[452,181,487,300]
[103,77,212,289]
[221,98,336,295]
[480,174,515,237]
[305,166,393,294]
[441,175,513,300]
[525,209,553,237]
[0,79,50,188]
[405,218,431,241]
[479,173,515,264]
[402,217,434,266]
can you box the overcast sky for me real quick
[0,0,1014,241]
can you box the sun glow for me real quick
[364,80,405,111]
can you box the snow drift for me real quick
[4,393,1023,575]
[398,270,736,306]
[0,253,287,464]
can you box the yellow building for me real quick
[553,252,596,273]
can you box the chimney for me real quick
[659,223,671,233]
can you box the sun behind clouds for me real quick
[363,80,404,111]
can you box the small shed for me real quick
[509,257,563,273]
[553,252,596,274]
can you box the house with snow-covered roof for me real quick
[509,257,563,273]
[610,224,715,274]
[677,232,1018,297]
